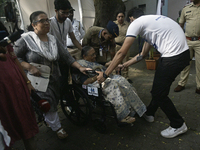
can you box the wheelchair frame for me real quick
[60,69,128,133]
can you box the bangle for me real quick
[27,80,31,84]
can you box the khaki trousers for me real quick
[115,44,130,79]
[178,40,200,89]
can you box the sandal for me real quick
[121,116,136,124]
[57,128,68,139]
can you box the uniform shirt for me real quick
[179,2,200,37]
[49,17,73,48]
[114,20,130,44]
[82,26,116,63]
[127,15,188,57]
[67,19,85,47]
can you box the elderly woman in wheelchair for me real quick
[76,46,147,124]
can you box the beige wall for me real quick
[167,0,188,21]
[124,0,157,16]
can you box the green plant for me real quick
[148,48,154,60]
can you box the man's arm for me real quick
[123,41,151,68]
[69,32,82,50]
[97,39,151,83]
[104,37,135,76]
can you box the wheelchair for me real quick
[60,69,129,133]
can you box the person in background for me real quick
[77,46,146,123]
[114,11,131,82]
[0,21,38,149]
[97,7,190,138]
[174,0,200,94]
[14,11,89,140]
[67,6,85,60]
[49,0,82,99]
[176,9,182,23]
[82,21,119,65]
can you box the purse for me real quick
[27,63,51,92]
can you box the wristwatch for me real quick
[103,72,108,79]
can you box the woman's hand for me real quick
[79,66,92,74]
[118,64,125,70]
[27,83,35,94]
[96,71,106,83]
[29,65,41,76]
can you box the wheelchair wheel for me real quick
[61,84,91,126]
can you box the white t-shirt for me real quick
[49,17,73,49]
[126,15,189,57]
[67,19,85,47]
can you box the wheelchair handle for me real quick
[85,70,99,77]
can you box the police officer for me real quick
[82,21,119,65]
[174,0,200,94]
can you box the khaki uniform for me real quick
[178,2,200,89]
[82,26,116,64]
[114,20,130,78]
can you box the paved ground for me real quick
[12,59,200,150]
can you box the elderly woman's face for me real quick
[33,14,50,34]
[84,48,96,62]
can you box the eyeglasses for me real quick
[34,18,51,24]
[88,53,96,57]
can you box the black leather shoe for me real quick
[174,85,185,92]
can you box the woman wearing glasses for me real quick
[14,11,89,139]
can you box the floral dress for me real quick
[77,60,146,120]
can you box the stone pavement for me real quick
[12,59,200,150]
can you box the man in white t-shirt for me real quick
[97,7,190,138]
[67,7,85,60]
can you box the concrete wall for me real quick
[124,0,157,16]
[124,0,189,21]
[167,0,188,21]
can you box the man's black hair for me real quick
[127,7,144,21]
[115,11,125,18]
[54,0,72,10]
